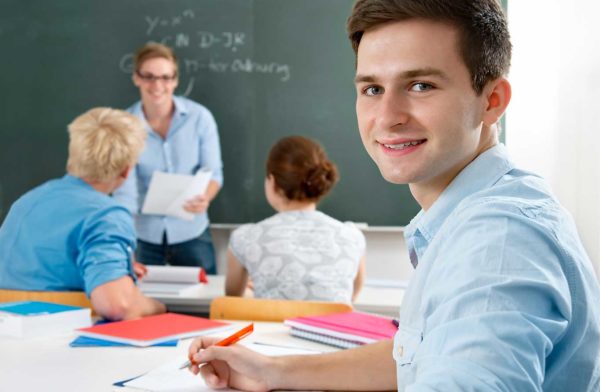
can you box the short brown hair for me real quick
[67,108,146,182]
[347,0,511,95]
[266,136,339,203]
[134,42,179,76]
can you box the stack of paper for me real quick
[0,301,92,338]
[141,168,212,221]
[76,313,232,347]
[138,266,207,296]
[284,311,398,349]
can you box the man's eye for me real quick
[410,82,433,92]
[364,86,384,96]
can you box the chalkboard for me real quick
[0,0,421,226]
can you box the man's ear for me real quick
[120,166,132,180]
[132,72,140,88]
[483,77,512,127]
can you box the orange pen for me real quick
[180,323,254,369]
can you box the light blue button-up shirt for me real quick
[395,144,600,391]
[0,175,136,296]
[113,96,224,245]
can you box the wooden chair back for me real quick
[0,289,93,310]
[209,296,352,322]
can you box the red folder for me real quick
[76,313,232,347]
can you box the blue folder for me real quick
[70,335,177,347]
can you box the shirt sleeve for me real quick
[197,108,224,186]
[76,205,137,296]
[111,165,140,215]
[407,203,571,391]
[228,224,253,267]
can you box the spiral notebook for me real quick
[284,311,398,349]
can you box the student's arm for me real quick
[184,107,224,214]
[188,337,396,391]
[90,275,166,320]
[225,249,248,296]
[80,207,165,320]
[405,207,570,390]
[352,255,366,302]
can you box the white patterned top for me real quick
[229,210,366,303]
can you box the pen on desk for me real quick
[179,323,254,370]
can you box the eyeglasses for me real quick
[135,71,177,83]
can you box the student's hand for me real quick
[188,336,272,391]
[183,194,210,214]
[133,261,148,279]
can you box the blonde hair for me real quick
[66,107,146,182]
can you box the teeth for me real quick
[384,140,422,149]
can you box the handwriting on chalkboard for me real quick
[119,8,292,94]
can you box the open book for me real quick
[138,266,207,296]
[141,168,212,221]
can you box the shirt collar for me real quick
[63,174,94,190]
[172,95,189,117]
[405,143,515,248]
[131,95,189,137]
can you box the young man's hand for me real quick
[188,336,273,391]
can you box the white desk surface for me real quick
[0,321,337,392]
[149,275,404,318]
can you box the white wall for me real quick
[507,1,600,277]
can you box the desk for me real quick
[0,321,336,391]
[148,275,404,317]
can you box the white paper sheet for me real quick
[141,169,212,221]
[122,358,228,391]
[121,342,321,391]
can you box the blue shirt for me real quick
[0,175,136,296]
[395,144,600,391]
[113,96,224,245]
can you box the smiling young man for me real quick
[186,1,600,390]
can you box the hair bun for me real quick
[266,135,339,202]
[302,161,338,199]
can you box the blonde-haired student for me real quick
[0,107,166,320]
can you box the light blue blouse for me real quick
[395,144,600,391]
[113,95,223,245]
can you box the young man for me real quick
[187,0,600,390]
[0,108,166,320]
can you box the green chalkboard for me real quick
[0,0,421,226]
